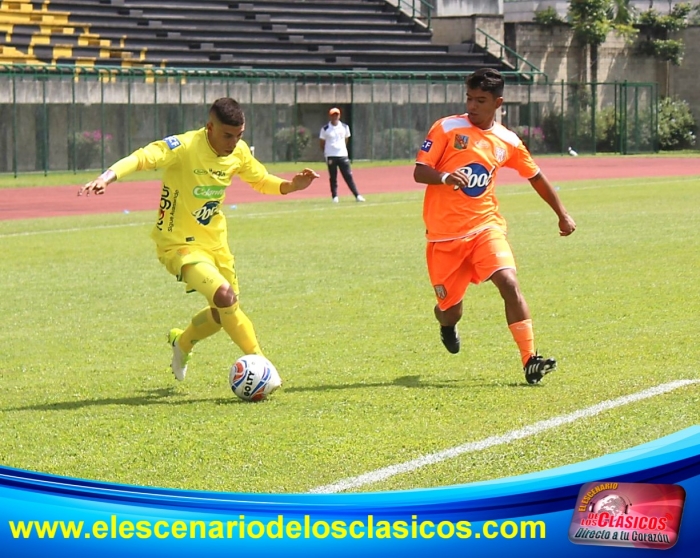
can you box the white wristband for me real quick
[440,172,450,184]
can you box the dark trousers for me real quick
[326,156,360,198]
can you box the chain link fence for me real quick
[0,65,658,175]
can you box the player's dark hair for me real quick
[209,98,245,127]
[466,68,504,98]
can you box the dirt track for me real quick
[1,156,698,221]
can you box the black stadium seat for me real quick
[1,0,509,76]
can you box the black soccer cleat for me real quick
[440,325,460,354]
[524,354,557,384]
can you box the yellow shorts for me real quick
[156,244,239,295]
[426,228,516,311]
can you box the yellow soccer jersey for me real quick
[110,128,279,250]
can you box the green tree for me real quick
[568,0,638,82]
[568,0,613,83]
[637,3,692,94]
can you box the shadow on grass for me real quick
[5,375,522,412]
[281,374,496,393]
[5,387,230,411]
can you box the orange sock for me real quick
[508,319,535,366]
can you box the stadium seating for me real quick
[0,0,506,74]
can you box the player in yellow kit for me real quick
[414,69,576,384]
[80,98,319,381]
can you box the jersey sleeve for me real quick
[110,134,183,179]
[235,141,284,194]
[415,119,448,169]
[504,140,540,179]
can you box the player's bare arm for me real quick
[280,168,321,194]
[414,163,470,188]
[528,172,576,236]
[78,169,117,196]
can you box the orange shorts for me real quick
[426,228,516,310]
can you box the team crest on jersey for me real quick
[494,147,506,163]
[421,139,433,152]
[163,136,181,150]
[453,134,469,150]
[434,284,447,300]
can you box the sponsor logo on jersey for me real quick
[193,168,208,175]
[453,134,469,150]
[192,200,220,225]
[455,163,495,198]
[193,185,227,199]
[164,136,181,150]
[474,139,490,149]
[421,139,433,152]
[156,184,172,231]
[209,168,227,178]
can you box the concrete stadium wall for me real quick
[671,27,700,122]
[507,23,700,121]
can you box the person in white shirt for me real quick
[319,107,365,203]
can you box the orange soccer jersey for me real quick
[416,114,540,241]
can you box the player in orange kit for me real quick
[414,68,576,384]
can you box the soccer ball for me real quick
[229,355,282,402]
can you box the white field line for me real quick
[309,379,700,494]
[0,222,149,238]
[0,176,694,239]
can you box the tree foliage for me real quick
[637,3,692,65]
[568,0,613,47]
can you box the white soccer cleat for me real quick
[332,196,339,203]
[168,328,191,381]
[356,195,366,202]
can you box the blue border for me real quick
[2,426,699,557]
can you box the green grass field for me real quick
[1,176,699,494]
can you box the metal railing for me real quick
[0,62,541,83]
[395,0,435,28]
[476,28,548,83]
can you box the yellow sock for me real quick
[508,319,535,366]
[180,262,263,356]
[178,307,222,354]
[219,303,263,356]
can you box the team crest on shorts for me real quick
[434,284,447,300]
[453,134,469,150]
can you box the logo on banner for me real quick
[568,482,685,550]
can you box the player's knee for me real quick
[213,283,238,308]
[494,271,522,300]
[211,307,221,324]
